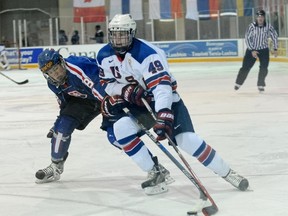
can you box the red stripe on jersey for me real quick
[67,64,86,81]
[100,80,107,85]
[92,88,103,101]
[66,62,103,101]
[147,75,171,89]
[197,145,212,163]
[123,137,141,152]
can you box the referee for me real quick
[234,10,278,92]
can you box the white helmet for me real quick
[108,14,137,54]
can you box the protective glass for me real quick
[109,31,132,53]
[44,63,66,86]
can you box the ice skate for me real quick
[234,84,241,91]
[142,164,168,195]
[258,86,265,93]
[35,153,68,184]
[35,161,64,184]
[224,169,249,191]
[147,163,175,185]
[142,157,168,195]
[3,65,10,70]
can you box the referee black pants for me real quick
[235,48,270,87]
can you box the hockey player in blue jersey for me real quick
[97,14,249,195]
[35,49,106,183]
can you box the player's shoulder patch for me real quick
[66,55,95,63]
[65,56,97,72]
[97,44,114,65]
[130,39,157,64]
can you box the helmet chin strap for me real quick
[115,47,128,55]
[112,37,134,56]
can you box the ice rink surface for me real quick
[0,61,287,216]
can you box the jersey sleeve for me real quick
[269,25,278,50]
[141,49,173,112]
[66,56,105,102]
[245,23,255,50]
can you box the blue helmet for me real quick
[38,49,66,86]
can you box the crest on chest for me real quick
[109,58,141,83]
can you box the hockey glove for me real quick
[153,108,174,141]
[47,127,55,138]
[121,84,150,106]
[101,95,127,117]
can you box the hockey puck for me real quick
[187,211,198,215]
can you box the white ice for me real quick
[0,61,287,216]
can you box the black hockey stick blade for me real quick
[0,71,29,85]
[16,79,29,85]
[187,195,218,216]
[202,206,218,215]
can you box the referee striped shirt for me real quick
[245,22,278,51]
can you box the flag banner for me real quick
[220,0,237,16]
[73,0,105,23]
[110,0,143,20]
[279,0,285,16]
[186,0,198,20]
[257,0,265,10]
[209,0,220,18]
[237,0,254,16]
[149,0,183,20]
[268,0,278,14]
[197,0,219,19]
[243,0,254,16]
[197,0,210,19]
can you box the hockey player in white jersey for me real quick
[0,44,11,70]
[97,14,249,195]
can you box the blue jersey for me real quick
[48,56,105,108]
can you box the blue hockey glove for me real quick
[121,84,150,106]
[153,108,174,141]
[101,95,127,117]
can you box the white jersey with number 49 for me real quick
[96,38,180,112]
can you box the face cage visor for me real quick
[42,60,67,87]
[108,30,134,54]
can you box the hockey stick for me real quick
[0,71,29,85]
[140,98,218,216]
[123,107,218,216]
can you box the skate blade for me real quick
[165,175,175,185]
[35,175,60,184]
[144,182,168,195]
